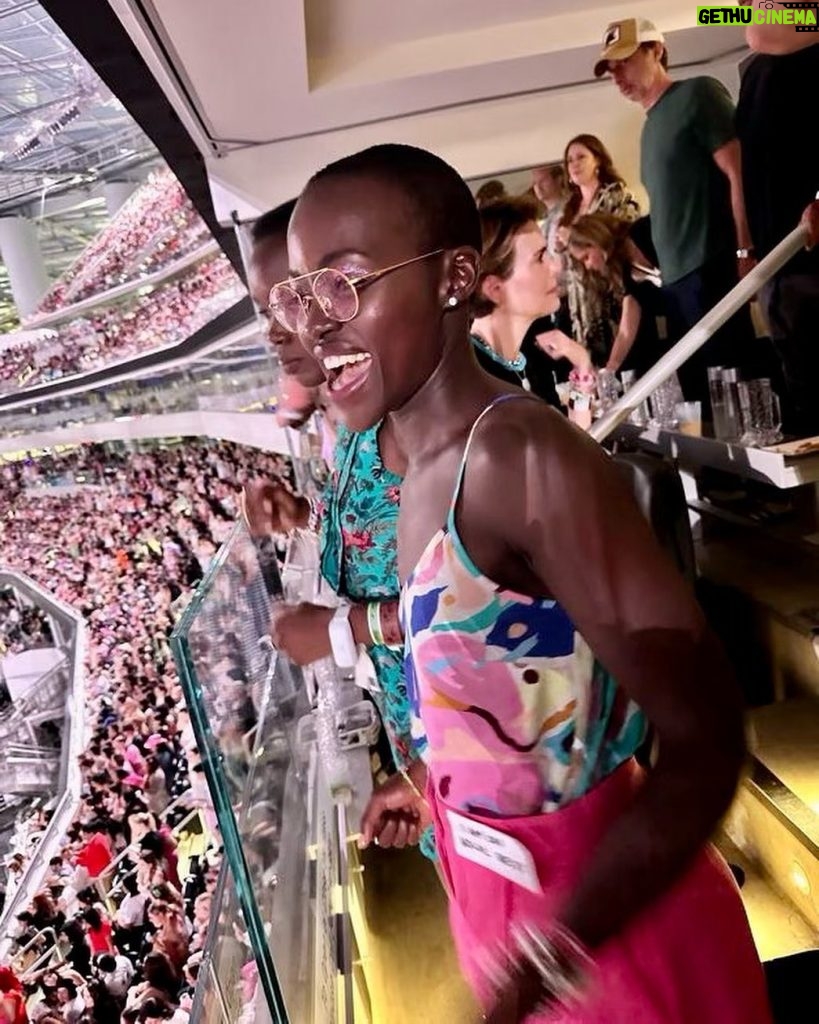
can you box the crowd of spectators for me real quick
[0,594,55,710]
[0,440,293,1023]
[35,172,212,315]
[0,256,245,396]
[0,599,53,659]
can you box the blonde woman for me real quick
[566,212,658,373]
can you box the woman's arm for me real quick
[802,200,819,249]
[535,329,592,372]
[350,599,402,648]
[56,967,87,988]
[270,598,402,666]
[473,403,745,953]
[605,295,641,373]
[622,237,657,276]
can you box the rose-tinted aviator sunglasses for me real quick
[268,249,445,334]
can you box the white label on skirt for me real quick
[447,810,542,894]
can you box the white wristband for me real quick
[329,605,357,670]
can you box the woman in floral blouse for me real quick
[556,134,642,362]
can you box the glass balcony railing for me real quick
[171,522,374,1024]
[191,862,274,1024]
[0,329,279,441]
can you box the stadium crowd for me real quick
[0,599,52,659]
[0,441,293,1024]
[35,172,211,316]
[0,257,244,395]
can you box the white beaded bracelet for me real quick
[306,497,321,533]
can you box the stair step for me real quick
[724,701,819,937]
[717,835,818,962]
[750,700,819,811]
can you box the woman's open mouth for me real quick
[323,351,373,399]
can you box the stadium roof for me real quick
[0,0,243,333]
[0,0,155,213]
[0,0,162,329]
[89,0,748,221]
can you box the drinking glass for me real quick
[621,370,650,426]
[708,366,728,438]
[738,379,783,446]
[717,368,743,440]
[648,375,684,428]
[675,401,702,436]
[596,369,620,410]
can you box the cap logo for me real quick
[604,25,620,46]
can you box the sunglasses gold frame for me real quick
[268,248,445,332]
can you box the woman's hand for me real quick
[536,330,591,373]
[359,762,432,849]
[480,969,543,1024]
[270,602,333,665]
[802,200,819,250]
[241,479,308,536]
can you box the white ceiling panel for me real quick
[104,0,747,222]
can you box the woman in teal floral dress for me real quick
[260,416,434,853]
[317,420,413,768]
[241,202,426,850]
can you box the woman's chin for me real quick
[334,402,384,435]
[537,297,561,318]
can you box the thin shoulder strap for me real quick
[447,393,539,519]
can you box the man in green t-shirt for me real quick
[594,18,756,406]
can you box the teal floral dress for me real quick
[319,423,435,859]
[319,422,413,767]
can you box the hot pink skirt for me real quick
[431,759,772,1023]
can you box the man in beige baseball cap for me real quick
[593,17,666,78]
[595,15,757,408]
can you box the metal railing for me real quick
[0,662,66,746]
[20,941,65,978]
[0,570,86,959]
[0,757,60,796]
[2,744,60,760]
[92,789,198,909]
[9,927,60,975]
[590,224,809,443]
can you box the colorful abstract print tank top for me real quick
[404,398,647,818]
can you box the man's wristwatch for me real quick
[329,605,357,670]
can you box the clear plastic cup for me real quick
[675,401,702,436]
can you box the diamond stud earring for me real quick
[446,296,458,308]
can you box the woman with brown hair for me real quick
[556,135,643,372]
[558,134,640,235]
[475,178,507,208]
[471,196,590,403]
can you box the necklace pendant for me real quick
[522,377,532,392]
